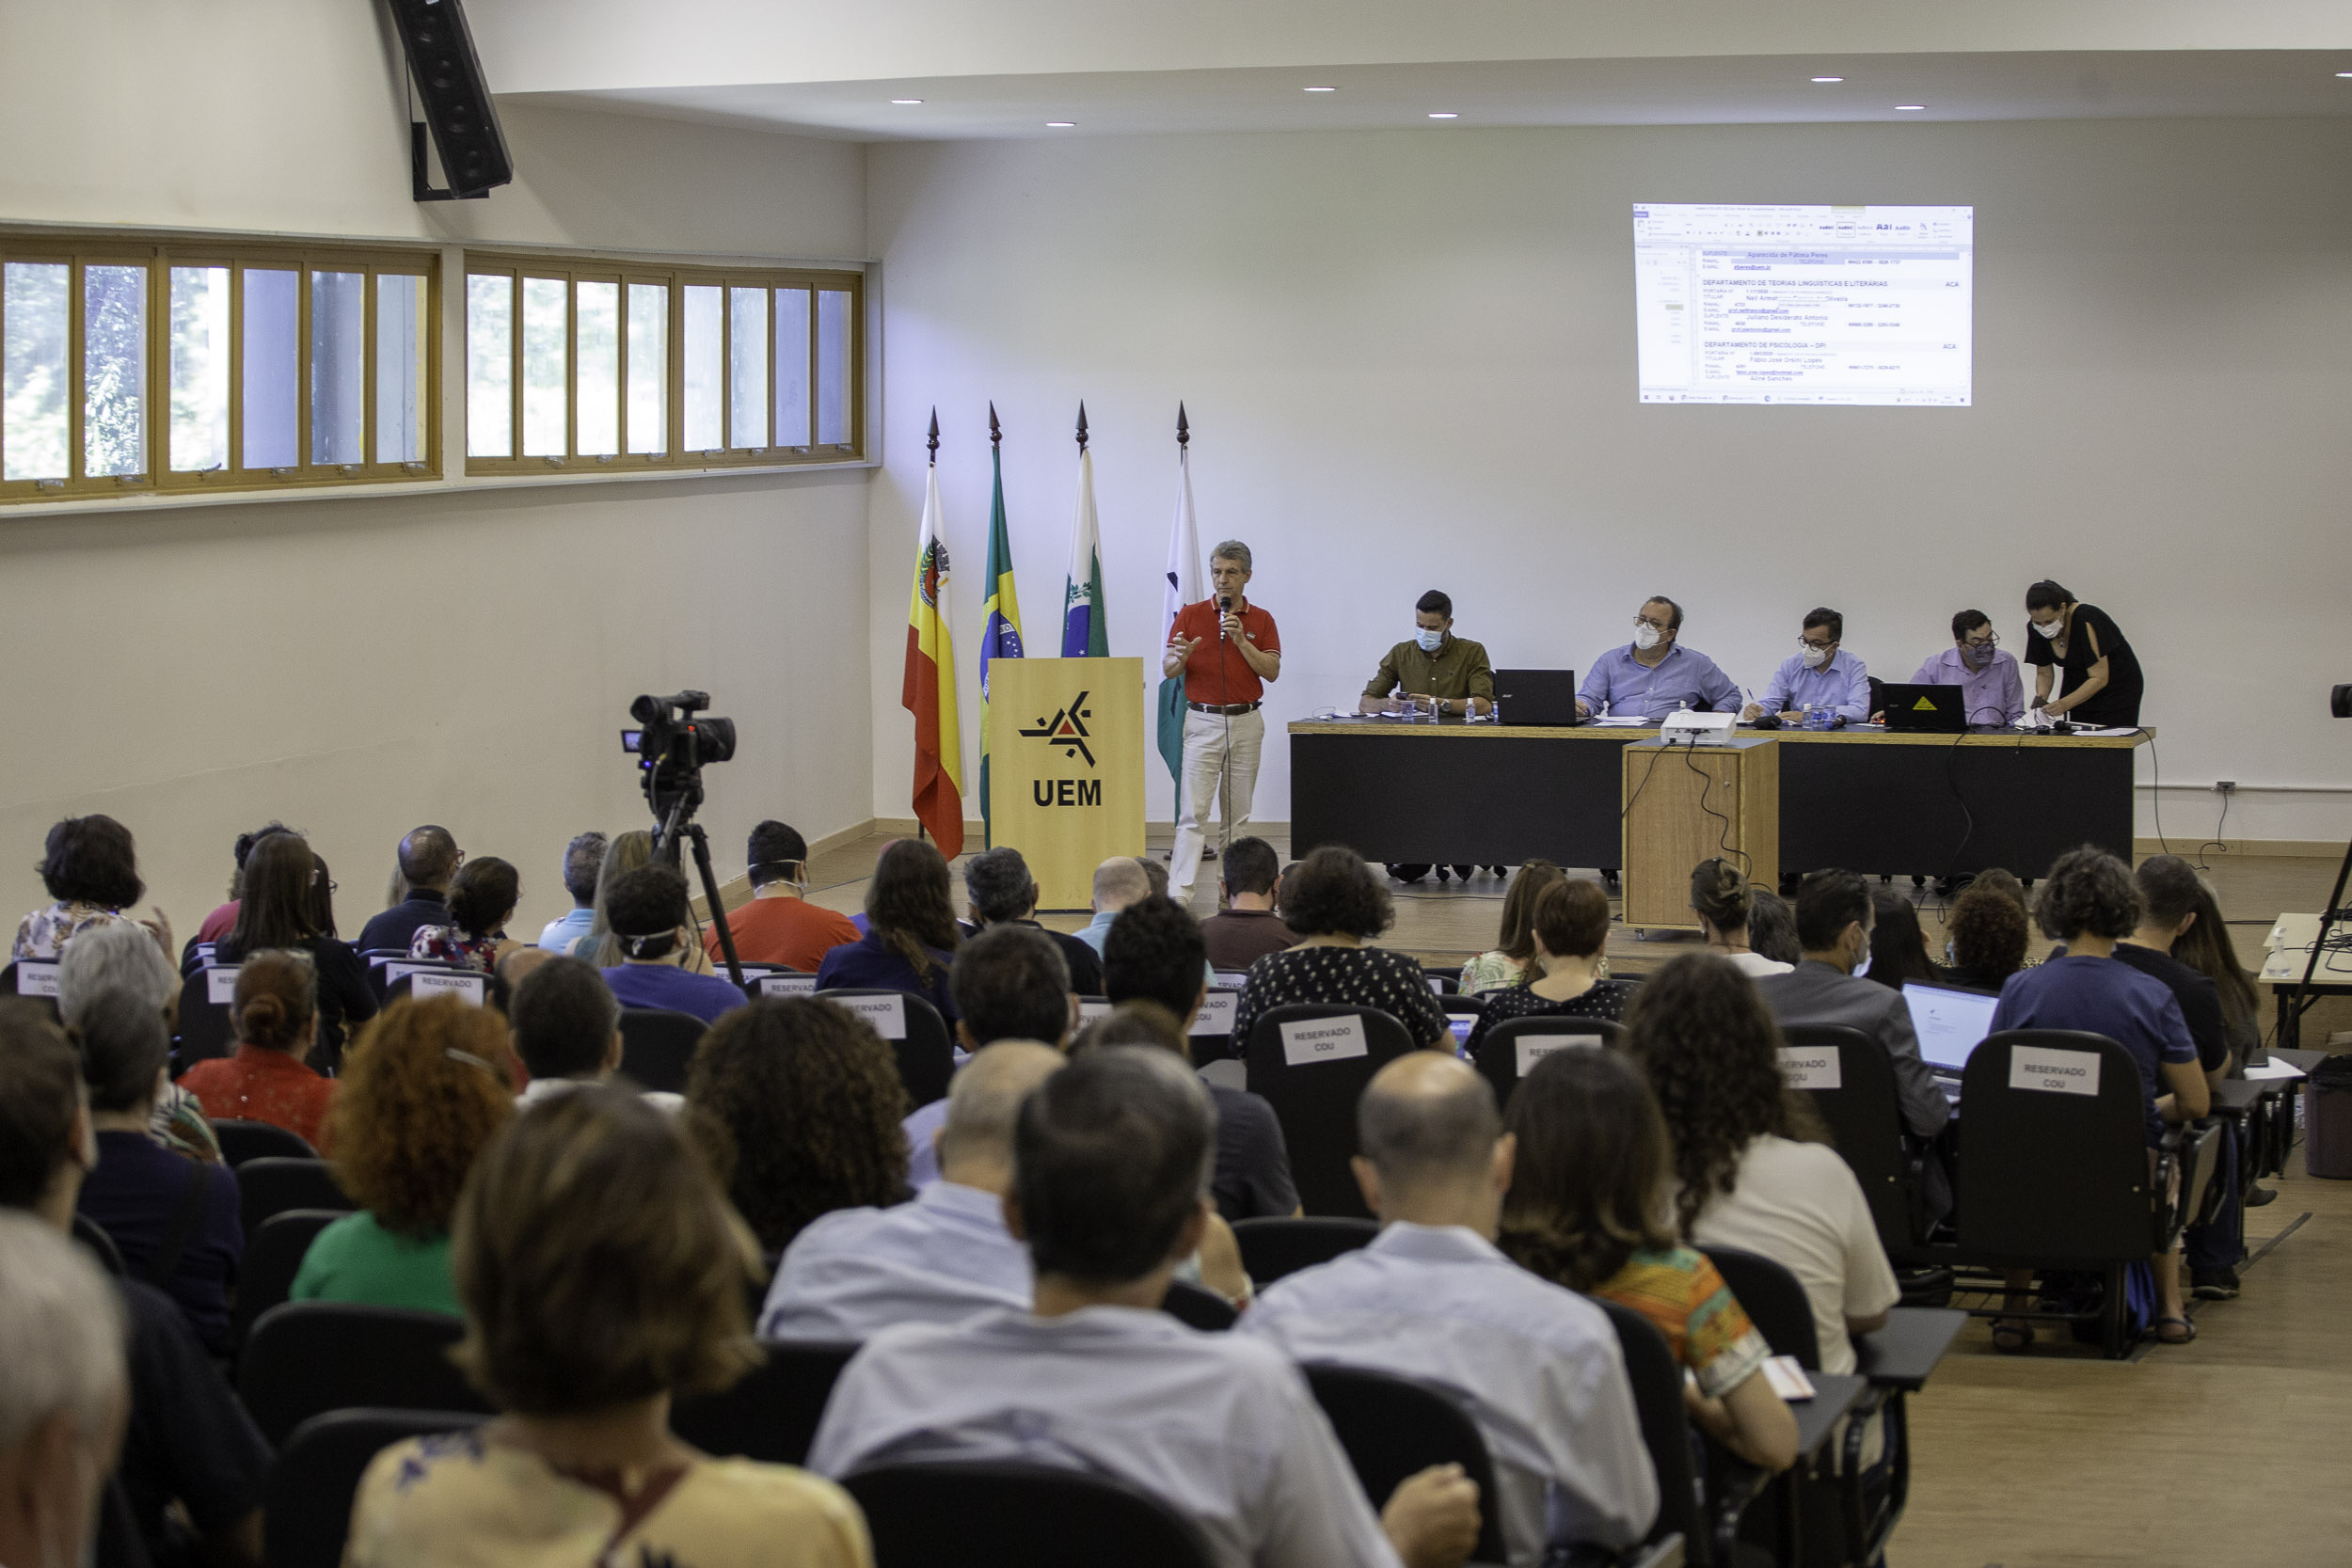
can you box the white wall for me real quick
[866,119,2352,847]
[0,4,874,937]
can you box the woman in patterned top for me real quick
[1462,879,1635,1053]
[411,856,524,973]
[1499,1046,1798,1471]
[1230,846,1451,1054]
[12,814,151,960]
[1458,860,1565,995]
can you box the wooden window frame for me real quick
[0,234,440,507]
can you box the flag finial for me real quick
[1075,402,1089,453]
[927,407,940,462]
[1176,402,1189,450]
[989,402,1001,449]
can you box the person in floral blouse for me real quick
[410,857,523,974]
[12,814,167,961]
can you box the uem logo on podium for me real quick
[1020,690,1101,805]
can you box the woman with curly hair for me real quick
[1228,846,1451,1054]
[686,997,910,1260]
[816,840,961,1023]
[1500,1047,1796,1471]
[1623,952,1896,1378]
[1943,883,2029,991]
[291,996,516,1316]
[13,813,159,960]
[1458,861,1564,994]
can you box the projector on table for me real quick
[1659,711,1738,747]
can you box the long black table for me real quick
[1287,720,2149,878]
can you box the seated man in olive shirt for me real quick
[1359,589,1498,883]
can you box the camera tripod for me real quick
[655,791,746,988]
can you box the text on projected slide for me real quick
[1634,204,1973,406]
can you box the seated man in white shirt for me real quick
[809,1046,1480,1568]
[1239,1053,1657,1567]
[904,924,1075,1189]
[761,1039,1062,1340]
[507,956,681,1112]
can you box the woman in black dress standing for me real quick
[2023,579,2143,727]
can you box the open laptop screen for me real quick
[1902,981,2000,1073]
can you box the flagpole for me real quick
[918,407,939,847]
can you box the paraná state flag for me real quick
[1157,439,1203,782]
[1061,445,1107,657]
[977,438,1025,846]
[903,459,964,858]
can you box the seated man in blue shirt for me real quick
[1877,609,2025,727]
[1240,1053,1657,1564]
[536,831,605,953]
[810,1046,1482,1568]
[1575,595,1740,719]
[906,924,1076,1189]
[762,1039,1062,1340]
[596,864,750,1025]
[1741,606,1870,724]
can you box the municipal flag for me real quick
[978,410,1025,846]
[1157,407,1203,783]
[902,419,964,858]
[1060,404,1107,657]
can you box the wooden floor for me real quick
[799,832,2351,1566]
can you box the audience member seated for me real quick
[192,818,294,951]
[345,1087,871,1568]
[411,856,524,972]
[212,832,376,1069]
[1745,889,1803,967]
[1943,883,2029,991]
[1499,1047,1799,1473]
[178,950,339,1151]
[705,820,859,973]
[1201,836,1299,974]
[509,957,682,1112]
[72,991,244,1356]
[0,1211,133,1568]
[59,922,222,1164]
[1972,867,2031,912]
[907,925,1073,1188]
[1627,954,1899,1381]
[1137,855,1171,901]
[1463,879,1635,1053]
[536,831,606,954]
[600,865,750,1025]
[488,945,555,1015]
[292,998,516,1317]
[1230,846,1451,1053]
[2114,857,2230,1086]
[686,998,910,1263]
[810,1046,1482,1568]
[574,829,653,966]
[1691,857,1792,978]
[1457,861,1565,994]
[1104,898,1300,1222]
[1073,856,1152,958]
[357,825,462,954]
[1861,888,1945,991]
[1241,1052,1656,1563]
[14,814,156,961]
[1758,871,1948,1141]
[961,845,1104,992]
[1990,847,2209,1347]
[2170,877,2261,1073]
[763,1040,1063,1340]
[816,840,961,1022]
[0,1004,272,1568]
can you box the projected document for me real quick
[1634,204,1972,406]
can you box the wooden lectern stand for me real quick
[1620,736,1780,932]
[987,657,1146,910]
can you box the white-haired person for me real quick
[58,922,223,1164]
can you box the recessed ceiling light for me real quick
[1428,111,1459,119]
[1811,76,1844,84]
[1304,86,1337,92]
[890,99,923,104]
[1895,103,1927,111]
[1045,120,1076,128]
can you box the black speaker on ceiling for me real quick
[386,0,513,200]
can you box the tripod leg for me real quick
[686,823,746,987]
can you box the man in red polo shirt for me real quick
[1163,539,1281,903]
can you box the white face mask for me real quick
[2032,618,2063,640]
[1632,624,1662,652]
[1801,644,1831,669]
[1414,627,1444,653]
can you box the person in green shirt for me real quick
[1359,590,1501,883]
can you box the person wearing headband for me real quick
[704,821,858,974]
[601,865,751,1025]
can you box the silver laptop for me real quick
[1902,980,2000,1076]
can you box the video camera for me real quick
[621,690,737,825]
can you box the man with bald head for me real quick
[1241,1053,1657,1566]
[358,824,463,954]
[1073,856,1152,958]
[761,1040,1065,1340]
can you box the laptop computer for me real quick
[1880,683,1966,733]
[1902,980,2000,1076]
[1494,669,1582,726]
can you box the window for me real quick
[0,236,437,503]
[463,256,864,472]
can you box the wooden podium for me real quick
[987,657,1146,910]
[1621,736,1779,931]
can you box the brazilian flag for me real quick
[977,433,1025,847]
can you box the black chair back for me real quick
[843,1461,1217,1568]
[232,1211,344,1349]
[1243,1004,1416,1218]
[616,1007,707,1093]
[238,1157,356,1239]
[1231,1215,1378,1286]
[1592,1297,1707,1561]
[238,1302,488,1446]
[175,967,237,1067]
[1188,987,1241,1068]
[1303,1365,1507,1567]
[1422,969,1461,995]
[818,989,957,1108]
[1158,1279,1237,1331]
[1699,1245,1821,1370]
[0,959,61,1022]
[72,1212,125,1276]
[670,1341,857,1465]
[264,1408,488,1568]
[211,1118,319,1166]
[1471,1016,1623,1112]
[1960,1030,2164,1265]
[1780,1023,1921,1256]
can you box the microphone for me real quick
[1217,594,1232,641]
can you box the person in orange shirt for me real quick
[178,949,338,1153]
[704,822,858,974]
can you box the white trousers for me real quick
[1170,706,1264,899]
